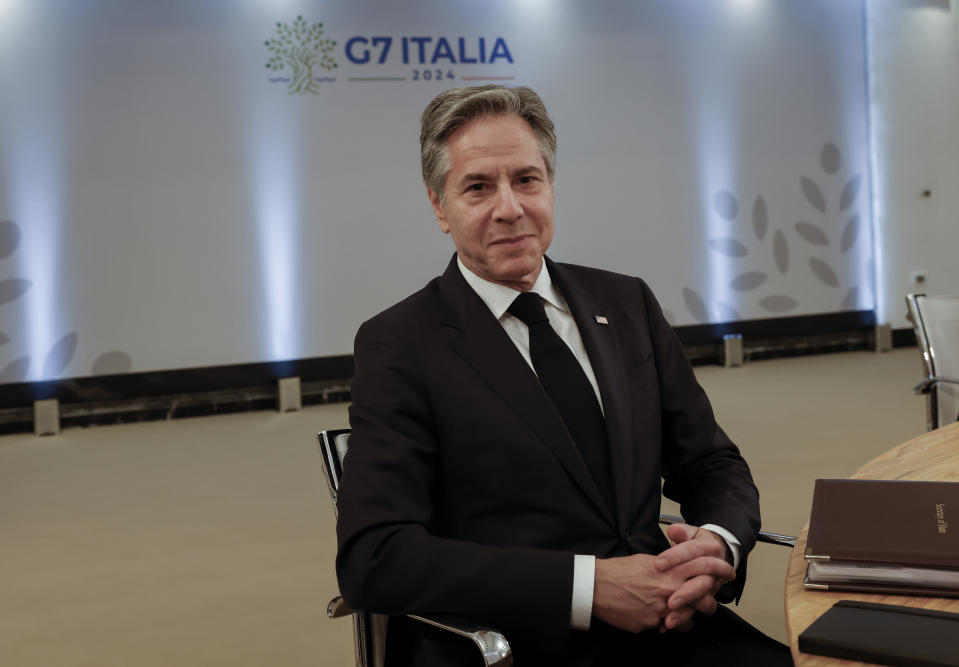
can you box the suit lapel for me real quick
[548,258,635,535]
[437,257,615,524]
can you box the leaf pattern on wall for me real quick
[42,332,78,379]
[682,288,710,323]
[716,302,740,322]
[800,176,827,213]
[693,141,870,322]
[0,279,31,305]
[759,295,798,313]
[752,196,768,241]
[708,238,748,258]
[0,218,136,383]
[730,272,767,291]
[841,286,860,310]
[713,191,739,220]
[0,356,29,383]
[92,351,133,375]
[795,222,830,246]
[820,143,840,175]
[0,221,21,259]
[773,229,789,274]
[840,175,862,211]
[841,215,860,253]
[809,258,840,287]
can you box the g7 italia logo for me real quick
[265,17,515,95]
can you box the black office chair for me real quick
[906,294,959,431]
[318,429,512,667]
[318,429,795,666]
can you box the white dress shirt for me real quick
[456,257,740,630]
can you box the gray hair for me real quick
[420,85,557,202]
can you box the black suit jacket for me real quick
[336,255,761,661]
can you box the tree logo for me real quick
[265,16,338,95]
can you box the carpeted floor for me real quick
[0,348,928,666]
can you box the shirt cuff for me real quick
[700,523,741,570]
[570,554,595,630]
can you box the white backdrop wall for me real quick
[0,1,872,384]
[868,0,959,328]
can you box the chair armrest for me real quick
[408,613,512,667]
[658,513,796,549]
[755,530,796,548]
[327,595,353,619]
[325,596,513,666]
[913,376,959,394]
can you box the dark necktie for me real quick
[508,292,615,512]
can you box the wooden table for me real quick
[784,421,959,665]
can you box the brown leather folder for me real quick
[805,479,959,569]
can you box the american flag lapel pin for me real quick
[593,315,609,325]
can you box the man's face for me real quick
[428,114,555,292]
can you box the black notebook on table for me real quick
[798,600,959,667]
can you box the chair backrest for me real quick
[318,428,352,517]
[317,429,388,667]
[906,294,959,430]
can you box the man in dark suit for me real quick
[336,85,791,665]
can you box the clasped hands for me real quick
[592,523,735,634]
